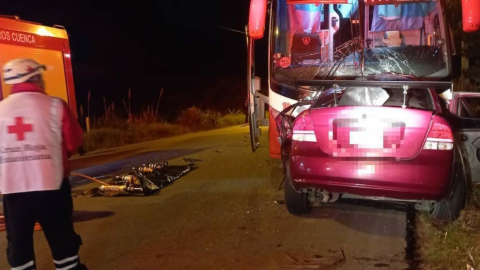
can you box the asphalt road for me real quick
[0,126,409,270]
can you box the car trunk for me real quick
[311,106,433,158]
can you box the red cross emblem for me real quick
[7,117,33,141]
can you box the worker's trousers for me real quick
[2,178,83,270]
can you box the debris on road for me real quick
[74,158,199,197]
[183,157,203,163]
[275,200,285,205]
[283,249,345,269]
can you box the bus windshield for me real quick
[271,0,450,86]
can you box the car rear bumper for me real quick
[290,142,453,201]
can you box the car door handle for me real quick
[460,134,468,141]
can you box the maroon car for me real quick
[278,84,468,221]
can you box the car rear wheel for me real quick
[284,165,312,215]
[429,167,467,222]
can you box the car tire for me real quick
[284,165,312,215]
[429,167,467,222]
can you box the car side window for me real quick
[457,97,480,119]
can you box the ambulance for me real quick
[0,15,77,117]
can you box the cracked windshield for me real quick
[272,0,449,85]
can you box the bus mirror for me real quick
[248,0,268,39]
[462,0,480,32]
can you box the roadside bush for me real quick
[82,123,189,152]
[91,115,128,130]
[177,106,223,131]
[82,128,132,151]
[200,110,221,130]
[82,108,245,152]
[454,75,480,92]
[177,107,203,130]
[217,113,246,128]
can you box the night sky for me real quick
[1,0,268,120]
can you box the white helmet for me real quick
[2,58,46,85]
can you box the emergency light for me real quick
[248,0,268,39]
[462,0,480,32]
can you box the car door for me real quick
[450,93,480,183]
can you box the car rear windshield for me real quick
[312,87,434,111]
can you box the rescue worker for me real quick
[0,58,87,270]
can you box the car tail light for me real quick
[423,121,453,150]
[292,112,317,142]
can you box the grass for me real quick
[416,185,480,270]
[416,74,480,269]
[82,123,190,152]
[82,107,246,152]
[217,113,246,128]
[176,107,246,131]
